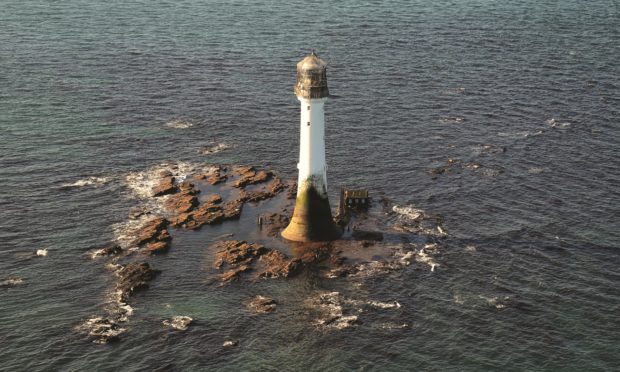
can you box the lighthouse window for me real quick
[307,106,310,110]
[307,121,311,126]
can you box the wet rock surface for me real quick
[214,241,268,269]
[1,277,25,288]
[90,245,122,259]
[151,175,176,197]
[114,262,160,302]
[247,295,277,313]
[81,162,444,343]
[258,250,301,278]
[223,340,238,347]
[163,316,193,331]
[76,317,126,344]
[212,240,301,281]
[306,292,402,330]
[133,217,169,247]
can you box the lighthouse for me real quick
[282,51,342,242]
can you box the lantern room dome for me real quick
[294,51,329,99]
[297,51,327,72]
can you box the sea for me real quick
[1,0,619,370]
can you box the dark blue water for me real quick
[1,0,619,370]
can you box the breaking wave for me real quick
[61,176,111,188]
[198,142,231,155]
[124,161,216,200]
[392,204,425,221]
[165,120,193,129]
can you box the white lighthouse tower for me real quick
[282,51,342,242]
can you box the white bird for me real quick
[36,249,48,257]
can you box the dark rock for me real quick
[152,176,177,197]
[221,201,243,220]
[143,241,169,255]
[162,316,193,330]
[213,241,268,268]
[206,168,228,185]
[261,213,289,237]
[178,181,199,195]
[428,166,449,179]
[296,243,332,264]
[186,208,224,229]
[76,317,126,344]
[464,162,482,170]
[233,169,272,188]
[91,244,122,258]
[1,277,24,288]
[324,266,358,278]
[133,217,169,246]
[247,295,277,313]
[165,193,198,214]
[219,265,252,282]
[237,177,286,203]
[128,206,150,220]
[352,229,384,241]
[204,194,223,205]
[115,262,160,302]
[258,250,301,278]
[287,182,297,199]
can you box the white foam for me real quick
[464,245,477,253]
[165,119,193,129]
[198,143,231,155]
[366,300,401,309]
[163,316,193,331]
[62,176,110,188]
[1,278,24,287]
[36,249,48,257]
[438,116,465,124]
[497,131,532,139]
[416,249,440,271]
[124,161,216,200]
[547,118,571,128]
[111,214,154,249]
[392,204,425,221]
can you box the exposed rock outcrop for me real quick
[151,175,177,197]
[258,250,301,278]
[133,217,169,247]
[247,295,277,313]
[163,316,193,331]
[214,241,268,268]
[76,317,126,344]
[1,277,24,288]
[114,262,160,302]
[212,240,301,282]
[232,166,273,188]
[351,229,384,241]
[90,244,122,259]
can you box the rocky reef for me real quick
[78,162,448,343]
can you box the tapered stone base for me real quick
[282,185,342,242]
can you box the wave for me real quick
[198,143,231,155]
[392,204,425,221]
[165,119,193,129]
[117,161,218,247]
[547,118,571,128]
[124,161,216,200]
[438,116,465,124]
[61,176,110,188]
